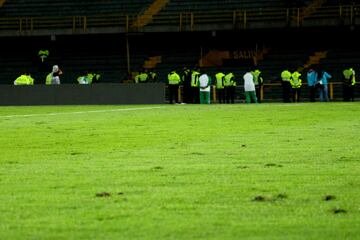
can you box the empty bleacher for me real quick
[0,0,153,17]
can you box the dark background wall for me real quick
[0,83,166,106]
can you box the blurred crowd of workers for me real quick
[163,65,357,104]
[166,67,262,104]
[13,64,101,86]
[280,65,356,102]
[12,58,356,103]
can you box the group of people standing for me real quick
[280,65,356,103]
[167,67,263,104]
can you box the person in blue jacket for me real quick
[315,66,332,102]
[307,66,317,102]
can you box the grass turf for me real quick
[0,103,359,239]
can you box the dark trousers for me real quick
[169,84,179,103]
[255,85,262,103]
[217,88,225,103]
[309,86,316,102]
[292,88,301,102]
[183,85,192,103]
[343,84,355,102]
[225,86,235,103]
[191,87,199,103]
[282,81,292,103]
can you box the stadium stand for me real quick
[0,0,359,102]
[0,0,154,16]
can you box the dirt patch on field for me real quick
[237,165,249,169]
[252,193,287,202]
[70,152,84,155]
[331,208,347,214]
[152,166,163,170]
[190,152,204,155]
[96,192,111,197]
[323,195,336,201]
[264,163,283,168]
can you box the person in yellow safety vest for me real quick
[252,69,263,103]
[168,70,181,104]
[224,72,236,103]
[45,65,62,85]
[14,73,34,85]
[215,71,225,104]
[191,68,200,103]
[290,70,302,103]
[148,69,157,82]
[88,71,101,84]
[182,66,192,103]
[135,69,149,83]
[77,71,90,84]
[342,67,356,102]
[281,69,292,102]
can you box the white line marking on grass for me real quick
[0,106,165,118]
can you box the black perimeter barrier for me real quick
[0,83,166,106]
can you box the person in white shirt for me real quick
[243,70,258,103]
[199,73,212,104]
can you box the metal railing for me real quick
[0,4,359,34]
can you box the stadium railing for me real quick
[0,4,359,35]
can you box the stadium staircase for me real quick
[131,0,169,29]
[292,0,327,24]
[300,51,328,71]
[143,56,162,69]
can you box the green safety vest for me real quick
[252,70,263,85]
[191,71,200,87]
[343,68,356,85]
[168,71,180,85]
[281,70,292,82]
[290,71,302,88]
[77,75,90,84]
[139,73,148,82]
[182,69,190,82]
[224,73,234,87]
[14,75,33,85]
[215,72,225,89]
[45,73,52,85]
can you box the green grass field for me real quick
[0,103,359,239]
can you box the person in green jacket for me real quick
[224,72,236,104]
[168,70,181,104]
[77,71,90,84]
[14,72,34,85]
[290,70,302,102]
[191,67,200,103]
[342,68,356,102]
[199,71,212,104]
[252,69,263,103]
[135,69,149,83]
[215,70,225,104]
[281,69,292,102]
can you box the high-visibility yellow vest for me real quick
[168,71,181,84]
[215,72,225,89]
[191,71,200,87]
